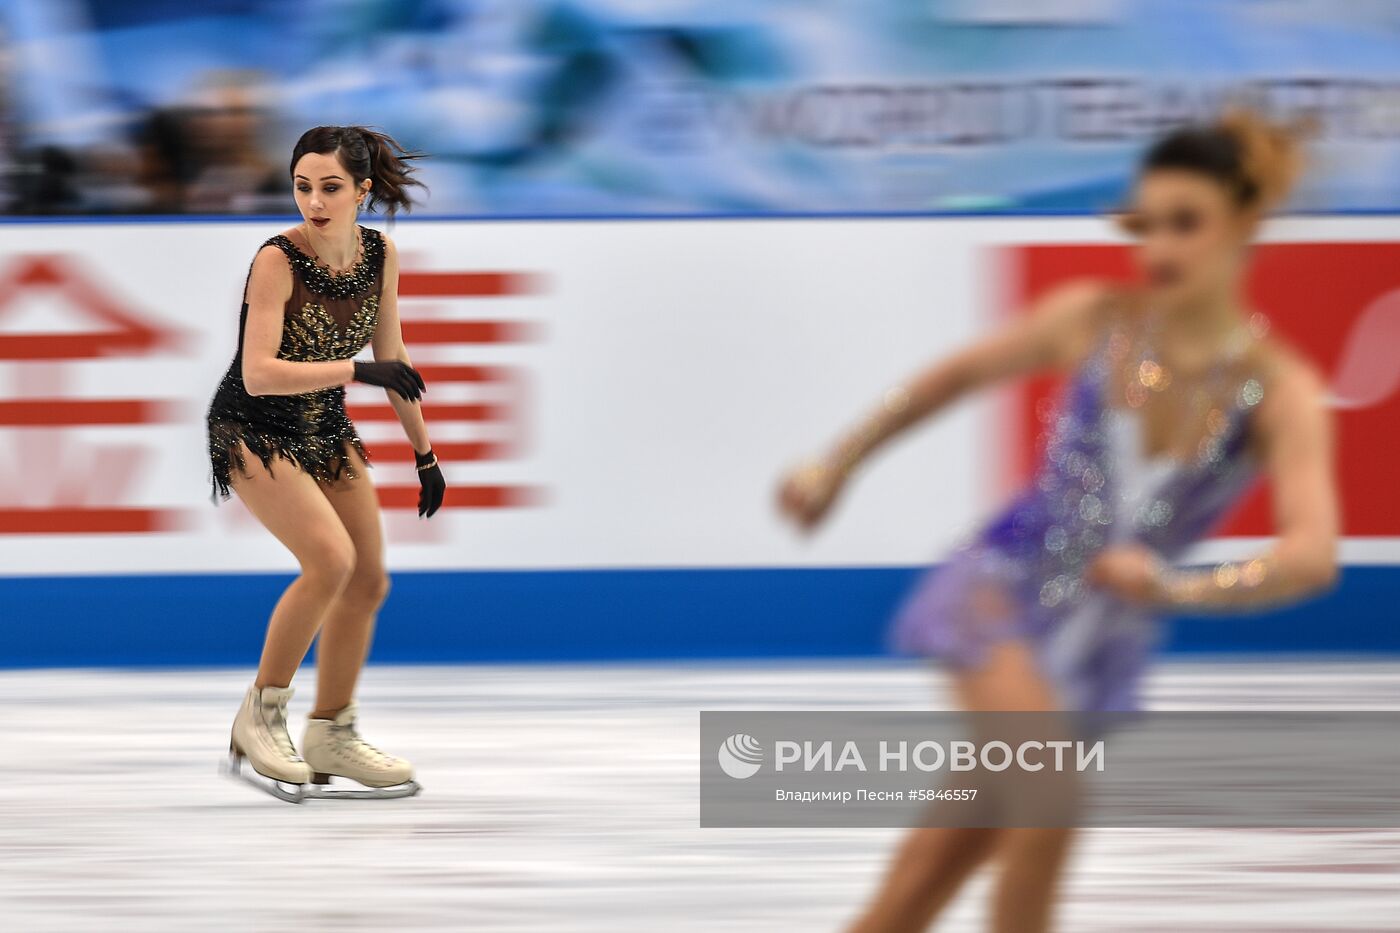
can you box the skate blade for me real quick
[303,776,422,801]
[220,753,306,805]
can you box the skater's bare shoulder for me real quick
[379,229,399,270]
[963,278,1119,384]
[245,240,295,308]
[1249,335,1333,450]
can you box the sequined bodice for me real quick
[891,310,1270,713]
[275,291,379,362]
[206,225,387,503]
[259,226,385,363]
[984,324,1264,611]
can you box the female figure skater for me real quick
[778,111,1340,931]
[207,125,446,802]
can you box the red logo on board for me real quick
[0,255,186,534]
[0,253,547,535]
[1007,242,1399,537]
[352,267,546,513]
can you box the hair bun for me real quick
[1215,108,1310,212]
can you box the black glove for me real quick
[415,448,446,518]
[353,359,425,402]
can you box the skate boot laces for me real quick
[260,698,302,762]
[331,720,399,769]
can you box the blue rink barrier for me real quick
[1,566,1396,668]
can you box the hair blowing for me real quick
[289,125,426,217]
[1141,108,1309,213]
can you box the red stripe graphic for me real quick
[368,440,508,463]
[399,320,541,344]
[0,399,173,426]
[398,272,539,297]
[410,364,507,382]
[0,508,168,534]
[376,485,542,509]
[0,332,167,359]
[350,402,505,422]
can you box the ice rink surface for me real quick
[1,659,1398,932]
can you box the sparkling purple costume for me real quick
[890,331,1264,712]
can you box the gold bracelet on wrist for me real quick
[1159,556,1274,606]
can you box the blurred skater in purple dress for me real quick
[777,111,1342,933]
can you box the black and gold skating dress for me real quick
[206,225,386,502]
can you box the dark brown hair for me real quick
[289,125,426,217]
[1140,108,1307,213]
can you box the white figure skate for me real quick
[222,683,311,804]
[301,701,421,800]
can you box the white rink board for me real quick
[0,215,1395,575]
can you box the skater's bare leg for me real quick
[970,645,1078,933]
[845,642,1068,933]
[311,441,389,718]
[988,824,1076,933]
[265,441,415,794]
[227,439,356,689]
[846,824,999,933]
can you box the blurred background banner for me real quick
[4,0,1400,218]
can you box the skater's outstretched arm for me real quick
[777,279,1116,531]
